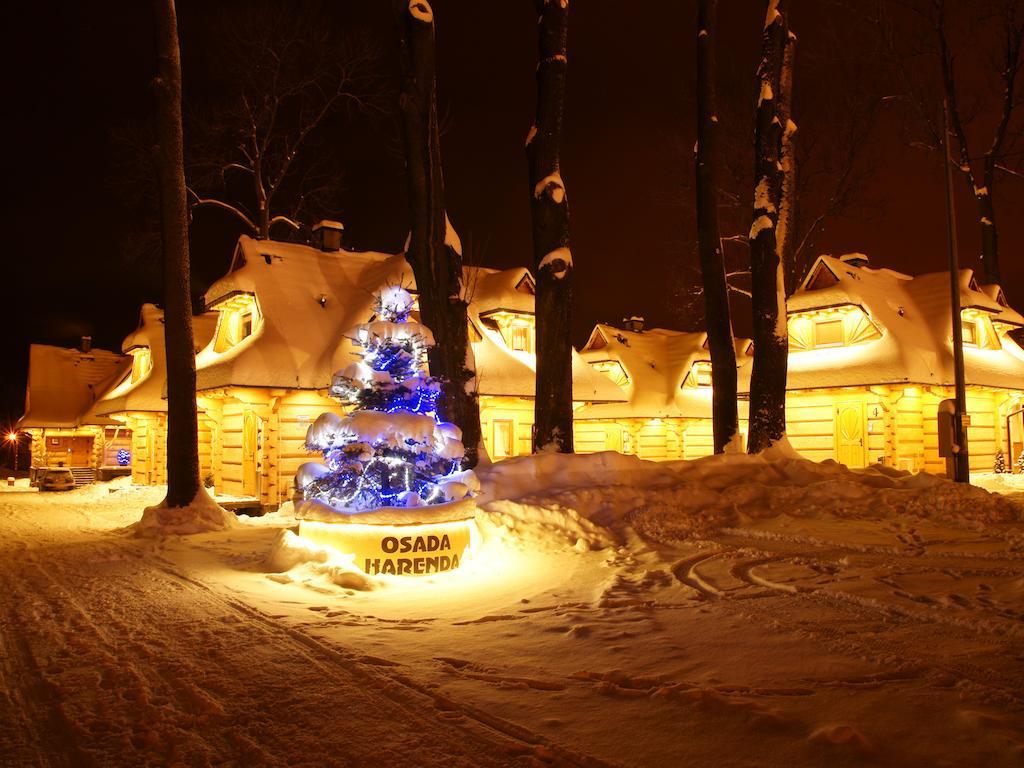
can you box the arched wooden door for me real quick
[835,402,867,468]
[242,411,262,499]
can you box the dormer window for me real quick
[789,306,881,351]
[130,347,152,384]
[211,293,260,353]
[590,360,630,387]
[961,321,977,346]
[509,324,530,352]
[814,319,844,348]
[683,361,713,388]
[480,310,536,354]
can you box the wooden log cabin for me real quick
[89,304,218,486]
[574,322,753,460]
[17,339,133,485]
[144,225,623,508]
[784,254,1024,473]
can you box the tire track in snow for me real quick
[689,542,1024,707]
[147,556,618,768]
[2,539,577,767]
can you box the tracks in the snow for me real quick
[148,556,617,768]
[671,541,1024,708]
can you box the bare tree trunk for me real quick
[777,30,797,285]
[747,0,790,454]
[934,0,1021,287]
[695,0,738,454]
[397,1,482,466]
[153,0,200,506]
[528,0,574,454]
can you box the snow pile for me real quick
[134,487,238,537]
[265,529,372,591]
[476,448,1022,552]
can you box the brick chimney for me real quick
[622,316,645,333]
[312,220,345,252]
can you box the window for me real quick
[814,319,844,347]
[130,348,152,384]
[509,325,531,352]
[590,360,630,387]
[240,312,253,341]
[693,362,713,387]
[962,321,977,346]
[493,420,514,458]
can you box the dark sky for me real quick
[3,0,1022,428]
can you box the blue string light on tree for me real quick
[294,285,478,515]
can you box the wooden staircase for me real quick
[70,468,96,486]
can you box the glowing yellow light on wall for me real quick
[298,518,477,576]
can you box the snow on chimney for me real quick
[80,336,92,353]
[839,253,870,268]
[622,316,645,333]
[312,220,344,252]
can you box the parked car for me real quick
[39,468,75,492]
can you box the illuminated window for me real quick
[814,319,844,347]
[213,298,259,353]
[240,312,253,341]
[962,321,977,346]
[590,360,630,387]
[693,362,713,387]
[493,420,514,458]
[130,348,152,384]
[509,325,531,352]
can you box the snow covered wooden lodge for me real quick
[174,233,617,505]
[18,228,623,503]
[574,322,753,460]
[784,254,1024,472]
[17,339,133,484]
[89,304,219,486]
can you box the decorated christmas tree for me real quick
[295,285,478,516]
[994,450,1006,474]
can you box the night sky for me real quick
[3,0,1022,429]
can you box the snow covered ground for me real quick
[2,453,1024,766]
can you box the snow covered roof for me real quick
[575,324,753,420]
[788,254,1024,390]
[18,343,130,429]
[195,236,625,403]
[92,304,218,417]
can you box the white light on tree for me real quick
[294,285,479,575]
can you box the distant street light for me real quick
[6,431,20,473]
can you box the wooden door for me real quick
[242,411,261,498]
[70,437,93,467]
[145,428,156,484]
[835,402,867,468]
[493,420,513,459]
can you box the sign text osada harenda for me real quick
[298,519,473,576]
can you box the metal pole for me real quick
[941,94,970,483]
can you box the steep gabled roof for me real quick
[18,344,129,429]
[194,236,625,402]
[92,304,218,416]
[788,254,1024,390]
[575,325,752,420]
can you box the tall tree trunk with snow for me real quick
[935,0,1022,287]
[397,1,482,466]
[528,0,574,454]
[747,0,791,455]
[153,0,201,506]
[776,30,797,287]
[695,0,738,454]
